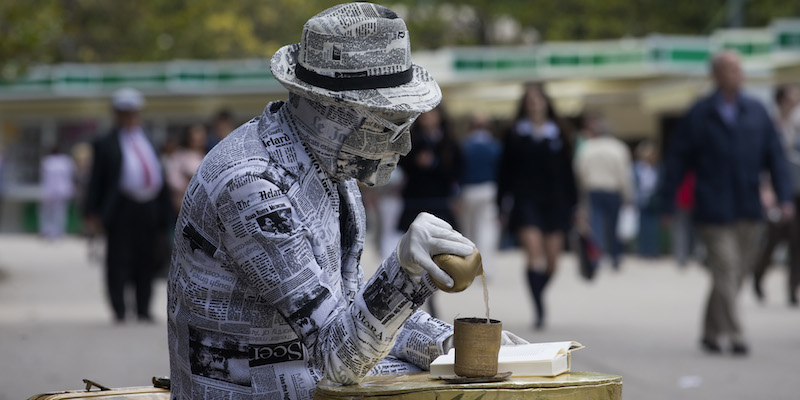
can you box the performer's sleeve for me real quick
[217,177,437,385]
[386,310,453,370]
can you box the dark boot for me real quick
[753,275,764,302]
[526,269,551,330]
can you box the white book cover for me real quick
[429,341,584,378]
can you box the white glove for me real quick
[397,212,474,289]
[501,330,529,345]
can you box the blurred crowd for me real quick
[359,51,800,356]
[34,89,236,323]
[21,51,800,355]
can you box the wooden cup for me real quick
[453,317,502,378]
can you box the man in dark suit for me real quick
[660,51,794,355]
[85,88,172,323]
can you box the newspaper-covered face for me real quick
[289,95,415,187]
[337,108,415,186]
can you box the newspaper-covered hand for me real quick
[501,330,529,345]
[397,212,475,288]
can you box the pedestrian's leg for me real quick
[53,199,68,238]
[607,194,622,269]
[474,184,499,277]
[519,227,546,329]
[105,229,129,322]
[458,187,476,247]
[543,232,563,277]
[738,222,766,292]
[789,198,800,306]
[697,225,739,352]
[728,221,765,353]
[752,221,780,301]
[133,243,156,321]
[588,192,607,258]
[39,200,55,238]
[673,210,690,266]
[133,203,158,321]
[789,231,800,307]
[533,231,563,329]
[526,269,549,330]
[638,211,660,257]
[701,286,723,352]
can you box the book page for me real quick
[429,341,584,378]
[499,341,583,361]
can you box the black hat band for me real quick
[295,64,413,92]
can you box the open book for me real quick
[429,341,584,378]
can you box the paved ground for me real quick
[1,234,798,399]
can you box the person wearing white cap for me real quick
[85,87,173,324]
[167,3,525,399]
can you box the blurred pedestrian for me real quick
[0,142,5,227]
[672,171,697,267]
[398,104,463,318]
[497,83,578,329]
[660,51,793,355]
[752,83,800,306]
[70,142,93,224]
[165,123,207,213]
[39,146,76,239]
[365,168,406,259]
[633,140,661,258]
[71,141,102,263]
[84,87,173,323]
[574,111,634,269]
[458,111,502,277]
[206,109,235,152]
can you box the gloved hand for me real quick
[397,212,475,289]
[501,330,529,345]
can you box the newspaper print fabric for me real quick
[286,94,413,187]
[167,101,453,400]
[270,3,441,114]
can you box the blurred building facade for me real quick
[1,19,799,232]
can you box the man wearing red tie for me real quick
[85,88,173,323]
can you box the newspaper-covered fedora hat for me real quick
[270,2,441,114]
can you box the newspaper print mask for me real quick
[337,108,415,187]
[287,95,417,187]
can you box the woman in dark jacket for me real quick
[497,83,578,329]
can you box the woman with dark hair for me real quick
[497,83,578,329]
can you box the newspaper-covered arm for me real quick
[217,177,439,385]
[386,310,453,368]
